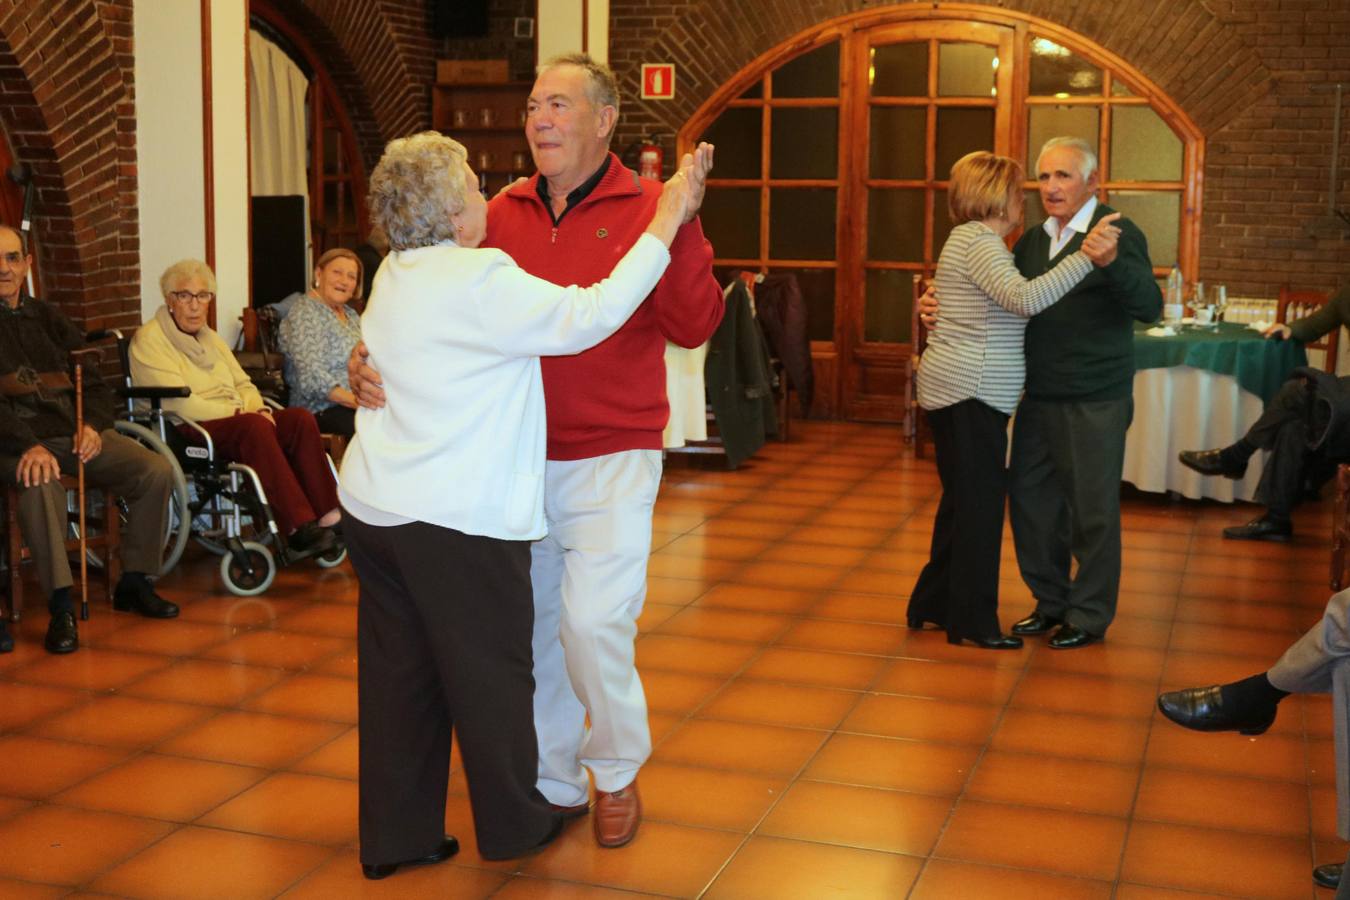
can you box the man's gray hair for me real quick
[0,223,29,254]
[1036,136,1098,180]
[368,131,473,251]
[160,259,217,300]
[541,52,621,120]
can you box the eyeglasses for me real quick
[169,290,214,306]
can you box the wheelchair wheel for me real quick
[221,541,276,596]
[111,420,192,575]
[315,543,347,569]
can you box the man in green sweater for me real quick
[1179,286,1350,541]
[1006,137,1163,649]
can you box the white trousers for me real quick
[531,449,661,804]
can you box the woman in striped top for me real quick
[907,151,1121,650]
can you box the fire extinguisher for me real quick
[638,135,664,180]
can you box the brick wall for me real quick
[0,0,141,334]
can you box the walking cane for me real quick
[71,351,91,621]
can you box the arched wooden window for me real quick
[682,9,1203,420]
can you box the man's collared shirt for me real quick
[537,157,611,226]
[1043,195,1099,260]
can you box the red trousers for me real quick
[193,409,338,534]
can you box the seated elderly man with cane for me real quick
[0,223,178,655]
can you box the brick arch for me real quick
[0,1,139,331]
[612,0,1271,151]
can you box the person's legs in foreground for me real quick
[531,449,660,847]
[1158,587,1350,891]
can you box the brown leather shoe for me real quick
[593,781,641,848]
[551,801,589,820]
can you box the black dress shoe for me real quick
[1223,515,1292,542]
[113,575,180,619]
[1011,611,1062,636]
[44,610,79,654]
[288,522,339,556]
[362,836,459,880]
[1178,448,1247,479]
[947,632,1024,650]
[1156,684,1276,735]
[1048,623,1100,649]
[1314,862,1342,889]
[481,811,567,861]
[907,616,945,631]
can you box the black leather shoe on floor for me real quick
[1313,862,1342,889]
[947,633,1024,650]
[1011,611,1062,636]
[1156,685,1276,735]
[44,610,79,654]
[362,836,459,880]
[1178,448,1247,479]
[1222,515,1292,542]
[113,575,180,619]
[1048,623,1100,649]
[288,522,339,556]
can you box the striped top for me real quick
[917,221,1093,415]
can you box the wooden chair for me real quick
[905,273,933,457]
[1278,286,1338,375]
[1334,466,1350,591]
[2,478,120,621]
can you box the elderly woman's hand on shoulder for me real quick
[348,341,386,409]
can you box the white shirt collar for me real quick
[1043,195,1099,256]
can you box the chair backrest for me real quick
[1279,286,1339,374]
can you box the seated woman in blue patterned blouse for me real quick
[279,248,365,436]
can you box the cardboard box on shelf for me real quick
[437,59,509,84]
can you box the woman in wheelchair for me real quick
[278,248,363,437]
[129,260,340,557]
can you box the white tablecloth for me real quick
[1123,365,1268,502]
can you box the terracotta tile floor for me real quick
[0,420,1339,898]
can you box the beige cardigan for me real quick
[129,312,265,422]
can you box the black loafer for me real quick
[947,632,1024,650]
[1011,611,1062,636]
[1048,623,1100,649]
[1156,684,1276,735]
[44,610,79,654]
[1178,448,1247,479]
[1314,862,1342,889]
[113,576,180,619]
[288,522,339,556]
[1223,515,1292,542]
[362,836,459,880]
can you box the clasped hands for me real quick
[16,425,102,488]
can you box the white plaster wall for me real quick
[537,0,609,66]
[210,0,250,348]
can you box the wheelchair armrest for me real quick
[120,385,192,400]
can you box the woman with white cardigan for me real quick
[339,131,691,876]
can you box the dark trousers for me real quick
[1009,395,1132,636]
[1247,378,1345,520]
[193,409,337,534]
[1,430,172,598]
[344,511,557,863]
[314,405,355,437]
[908,400,1011,641]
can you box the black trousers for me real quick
[908,399,1011,641]
[1247,378,1345,520]
[343,511,557,863]
[314,404,356,437]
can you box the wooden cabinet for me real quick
[431,82,533,196]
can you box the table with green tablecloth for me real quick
[1125,322,1309,502]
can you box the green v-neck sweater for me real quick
[1014,204,1163,403]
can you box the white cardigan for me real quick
[338,233,671,541]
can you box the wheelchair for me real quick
[86,328,346,596]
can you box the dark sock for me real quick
[1222,439,1256,467]
[48,587,73,616]
[117,571,150,593]
[1220,672,1289,717]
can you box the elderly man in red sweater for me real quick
[352,54,721,849]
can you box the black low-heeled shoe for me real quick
[362,836,459,880]
[907,616,945,631]
[947,632,1024,650]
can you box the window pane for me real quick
[1028,37,1102,97]
[701,107,761,180]
[1108,190,1179,268]
[871,42,927,97]
[772,42,839,98]
[701,187,760,260]
[770,189,836,259]
[1026,106,1100,173]
[1111,81,1135,97]
[772,267,835,342]
[868,189,924,262]
[739,82,763,99]
[865,269,913,342]
[1023,189,1047,231]
[934,189,955,255]
[1111,106,1183,182]
[770,108,838,179]
[869,107,926,180]
[935,107,994,179]
[937,43,997,97]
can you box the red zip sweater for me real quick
[487,153,723,460]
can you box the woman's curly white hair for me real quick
[368,131,473,251]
